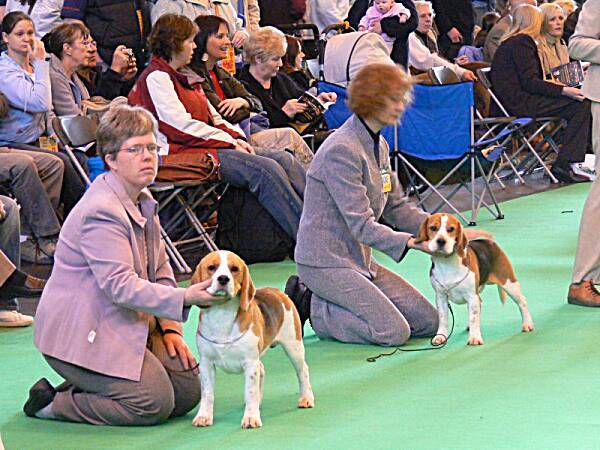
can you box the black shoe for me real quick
[551,165,588,184]
[284,275,312,335]
[23,378,56,417]
[0,271,46,300]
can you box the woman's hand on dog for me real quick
[163,332,198,374]
[184,279,228,307]
[407,237,434,255]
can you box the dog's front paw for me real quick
[241,415,262,428]
[467,336,484,346]
[192,415,214,427]
[298,395,315,408]
[432,335,447,346]
[521,321,534,332]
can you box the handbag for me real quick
[156,152,221,183]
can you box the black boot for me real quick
[23,378,56,417]
[284,275,312,335]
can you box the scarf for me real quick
[538,34,570,81]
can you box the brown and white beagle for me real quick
[190,250,314,429]
[415,214,534,346]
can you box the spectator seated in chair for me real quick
[0,12,86,216]
[282,34,316,92]
[408,1,477,82]
[237,26,338,133]
[128,14,306,242]
[188,15,313,169]
[490,4,594,183]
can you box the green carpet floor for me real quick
[2,184,599,450]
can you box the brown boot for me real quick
[567,280,600,307]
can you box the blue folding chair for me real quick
[387,82,510,225]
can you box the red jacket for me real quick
[128,56,243,160]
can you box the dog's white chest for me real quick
[431,266,476,304]
[197,331,260,374]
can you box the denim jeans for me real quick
[0,196,21,311]
[217,148,305,239]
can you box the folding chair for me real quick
[477,67,564,183]
[148,179,228,272]
[52,115,204,274]
[385,82,508,225]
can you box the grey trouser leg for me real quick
[297,263,438,346]
[251,147,306,198]
[573,101,600,283]
[44,333,201,426]
[0,196,20,311]
[0,151,62,237]
[217,148,304,239]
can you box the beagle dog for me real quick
[191,250,314,429]
[415,214,534,346]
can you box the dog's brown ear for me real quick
[239,264,256,311]
[413,217,430,244]
[190,261,208,286]
[456,221,468,257]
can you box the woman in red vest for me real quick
[128,14,306,240]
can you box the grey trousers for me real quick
[218,147,305,239]
[297,262,439,346]
[573,101,600,284]
[0,149,62,237]
[0,196,20,311]
[44,333,201,426]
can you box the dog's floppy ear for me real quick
[413,217,430,244]
[239,263,256,311]
[190,260,209,285]
[455,221,468,257]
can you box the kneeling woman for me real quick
[292,64,438,346]
[25,105,223,425]
[129,14,306,240]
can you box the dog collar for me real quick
[431,267,471,295]
[197,328,249,346]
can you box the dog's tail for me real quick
[497,285,508,304]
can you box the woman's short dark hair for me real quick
[45,22,91,58]
[148,14,198,62]
[1,11,33,35]
[282,35,301,73]
[192,14,229,67]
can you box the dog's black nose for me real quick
[217,275,230,285]
[436,238,446,247]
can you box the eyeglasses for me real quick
[119,143,161,156]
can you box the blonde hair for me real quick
[348,64,413,119]
[540,3,566,36]
[414,0,436,17]
[552,0,577,15]
[244,26,287,65]
[502,4,543,41]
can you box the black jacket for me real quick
[238,65,305,128]
[432,0,474,44]
[345,0,417,68]
[490,34,563,118]
[189,63,262,124]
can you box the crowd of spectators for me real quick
[0,0,595,329]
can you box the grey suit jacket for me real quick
[35,171,188,381]
[569,0,600,103]
[484,15,511,62]
[295,115,428,278]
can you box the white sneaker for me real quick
[0,310,34,327]
[571,163,597,181]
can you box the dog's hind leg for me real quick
[278,310,315,408]
[500,281,534,332]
